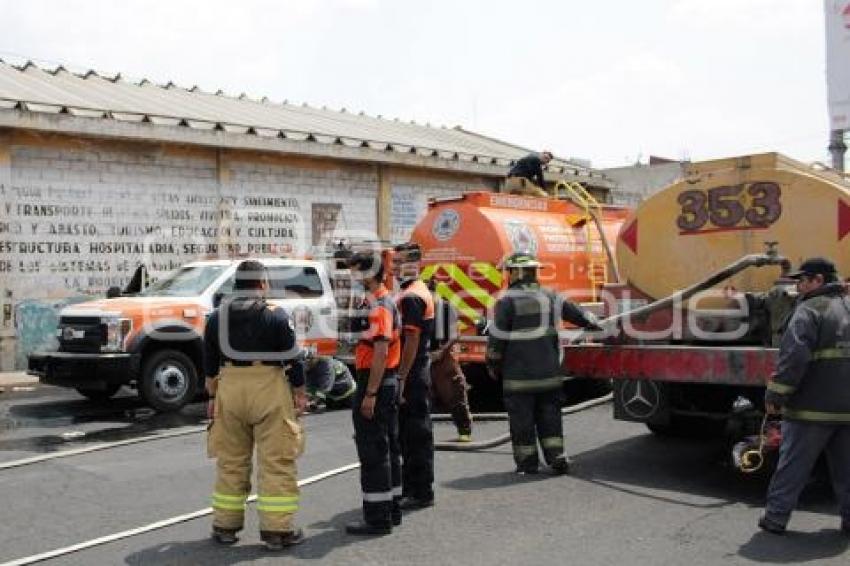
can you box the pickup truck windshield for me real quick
[216,266,325,299]
[269,266,324,298]
[140,265,227,297]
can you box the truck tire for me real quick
[75,384,122,403]
[139,349,198,412]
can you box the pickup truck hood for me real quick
[60,296,206,318]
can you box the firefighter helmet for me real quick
[501,252,541,269]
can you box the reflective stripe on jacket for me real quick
[486,281,584,394]
[766,282,850,424]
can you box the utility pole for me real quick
[826,1,848,174]
[829,129,846,173]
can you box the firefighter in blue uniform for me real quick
[346,251,404,536]
[393,242,437,509]
[486,251,599,475]
[759,257,850,535]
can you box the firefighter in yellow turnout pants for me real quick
[204,260,308,550]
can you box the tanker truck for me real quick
[409,188,630,407]
[563,153,850,460]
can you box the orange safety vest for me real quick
[397,279,435,331]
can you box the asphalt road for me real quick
[0,385,847,565]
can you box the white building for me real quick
[0,59,615,369]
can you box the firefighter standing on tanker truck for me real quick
[758,257,850,536]
[505,151,553,197]
[203,260,307,551]
[346,252,404,536]
[486,252,599,475]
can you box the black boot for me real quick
[345,521,392,536]
[211,526,239,545]
[550,456,571,476]
[515,462,539,475]
[398,495,434,510]
[758,515,786,535]
[261,528,305,550]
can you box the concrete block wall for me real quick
[4,143,223,368]
[0,135,497,369]
[0,134,11,371]
[7,144,219,296]
[228,158,378,251]
[388,174,493,244]
[393,175,491,200]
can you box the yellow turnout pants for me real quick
[209,364,304,532]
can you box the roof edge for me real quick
[0,110,614,187]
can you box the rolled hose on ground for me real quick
[431,393,612,451]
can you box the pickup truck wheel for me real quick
[75,384,122,403]
[139,350,197,412]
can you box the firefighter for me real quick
[759,257,850,535]
[304,355,357,411]
[486,251,599,475]
[393,242,436,509]
[346,251,404,536]
[505,151,553,197]
[427,278,473,442]
[203,260,307,551]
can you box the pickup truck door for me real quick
[266,264,338,354]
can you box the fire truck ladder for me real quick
[553,181,620,301]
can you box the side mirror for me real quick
[213,292,224,308]
[106,286,122,299]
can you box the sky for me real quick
[0,0,833,168]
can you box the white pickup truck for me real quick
[28,258,338,411]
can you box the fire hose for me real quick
[432,393,612,451]
[738,416,769,474]
[598,243,790,331]
[732,414,782,474]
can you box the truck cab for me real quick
[28,258,337,411]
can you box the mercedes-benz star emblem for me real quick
[619,379,661,420]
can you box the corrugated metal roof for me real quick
[0,59,601,178]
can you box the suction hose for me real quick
[599,244,790,331]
